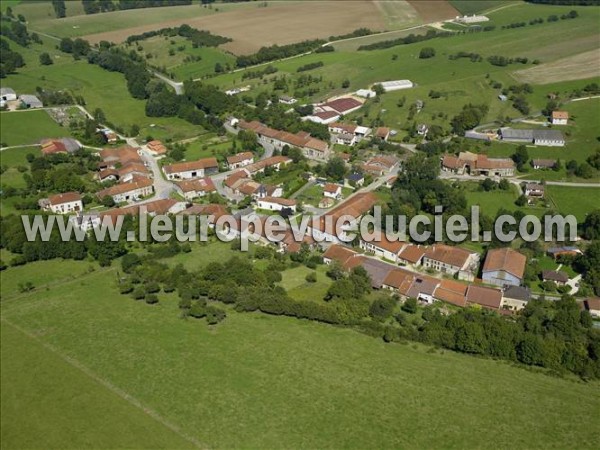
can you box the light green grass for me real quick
[0,110,71,146]
[2,62,200,141]
[1,264,599,449]
[546,185,600,221]
[0,321,196,450]
[279,264,331,302]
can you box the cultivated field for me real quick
[513,49,600,85]
[405,0,459,23]
[82,1,392,55]
[1,260,600,449]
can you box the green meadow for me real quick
[0,110,72,146]
[546,185,600,220]
[1,262,599,449]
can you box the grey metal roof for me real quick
[533,129,564,141]
[19,94,43,107]
[500,128,533,140]
[0,87,15,96]
[503,285,530,301]
[361,258,395,289]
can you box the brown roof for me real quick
[375,127,390,138]
[48,192,81,205]
[398,244,426,264]
[118,162,150,177]
[100,199,179,221]
[238,120,263,132]
[434,279,468,307]
[100,146,140,165]
[227,152,254,165]
[552,111,569,120]
[305,138,329,152]
[259,196,296,207]
[442,155,464,169]
[466,284,502,310]
[178,203,228,222]
[313,111,339,121]
[383,269,414,291]
[483,248,526,280]
[40,139,67,155]
[225,170,249,188]
[237,180,261,195]
[367,155,398,169]
[361,233,405,255]
[176,178,216,193]
[244,156,292,174]
[96,176,153,198]
[163,157,218,175]
[330,123,357,134]
[324,183,341,194]
[147,140,167,155]
[476,155,515,170]
[424,244,475,269]
[583,297,600,311]
[323,244,358,265]
[324,97,363,114]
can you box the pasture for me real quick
[1,263,599,449]
[513,48,600,84]
[2,61,199,141]
[546,185,600,220]
[0,110,71,147]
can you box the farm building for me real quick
[40,138,81,155]
[377,80,414,92]
[359,234,406,263]
[547,246,581,260]
[421,244,480,281]
[0,87,16,106]
[482,248,527,287]
[441,152,515,177]
[305,110,340,124]
[375,127,390,141]
[355,89,377,98]
[19,94,43,109]
[38,192,83,214]
[279,96,297,105]
[455,15,489,23]
[466,285,502,310]
[162,158,219,180]
[96,176,154,203]
[582,298,600,319]
[500,128,565,147]
[243,156,292,175]
[532,159,557,170]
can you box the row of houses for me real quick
[237,120,330,160]
[322,244,522,311]
[442,151,516,177]
[327,122,391,146]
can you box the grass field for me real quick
[513,49,600,85]
[1,322,196,450]
[546,185,600,220]
[278,264,332,302]
[1,61,200,141]
[0,110,72,147]
[1,262,599,449]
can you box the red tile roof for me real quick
[163,158,218,175]
[227,152,254,165]
[466,284,502,310]
[176,178,216,194]
[48,192,81,205]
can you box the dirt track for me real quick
[83,1,390,55]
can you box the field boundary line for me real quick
[1,317,208,450]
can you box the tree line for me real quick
[124,24,231,48]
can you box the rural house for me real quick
[421,244,480,281]
[175,178,216,200]
[227,152,254,170]
[551,111,569,125]
[359,234,406,263]
[501,285,531,312]
[256,196,297,213]
[96,176,153,203]
[38,192,83,214]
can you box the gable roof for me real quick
[398,244,426,264]
[434,279,468,307]
[424,244,475,269]
[322,244,358,265]
[96,176,153,198]
[552,111,569,120]
[48,192,81,205]
[227,152,254,165]
[541,270,569,283]
[176,178,216,194]
[163,157,218,175]
[361,233,405,255]
[503,285,531,302]
[466,284,502,310]
[483,248,526,280]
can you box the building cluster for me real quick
[1,87,43,109]
[39,138,81,155]
[323,243,536,312]
[96,146,154,202]
[441,151,515,177]
[237,120,330,160]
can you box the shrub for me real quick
[305,272,317,283]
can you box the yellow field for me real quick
[513,48,600,84]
